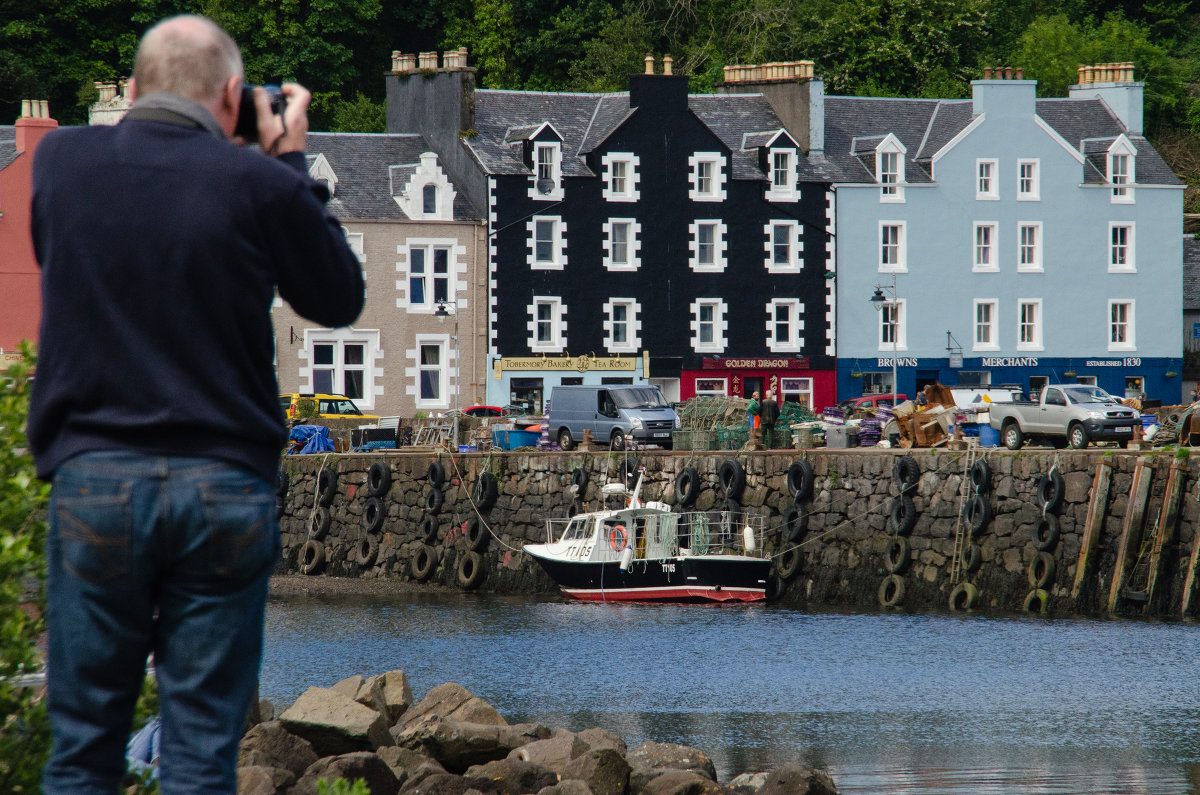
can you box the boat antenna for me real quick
[630,467,645,508]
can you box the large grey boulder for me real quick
[391,715,550,772]
[279,687,392,756]
[559,748,630,795]
[509,731,589,769]
[360,670,414,724]
[288,752,400,795]
[376,745,444,788]
[330,675,366,698]
[397,772,480,794]
[638,770,735,795]
[538,782,595,795]
[463,758,560,793]
[402,682,507,727]
[576,728,627,757]
[238,721,318,778]
[237,765,295,795]
[626,741,717,791]
[753,763,839,795]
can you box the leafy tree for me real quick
[0,342,50,794]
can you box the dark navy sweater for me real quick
[28,115,364,482]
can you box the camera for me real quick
[233,84,285,143]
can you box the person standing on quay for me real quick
[28,15,363,794]
[747,390,761,432]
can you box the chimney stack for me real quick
[1070,62,1142,134]
[16,99,58,153]
[715,59,822,154]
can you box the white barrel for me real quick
[619,546,634,571]
[743,525,757,553]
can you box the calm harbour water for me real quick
[261,593,1200,794]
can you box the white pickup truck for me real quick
[988,384,1140,449]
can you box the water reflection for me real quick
[261,594,1200,793]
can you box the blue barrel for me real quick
[978,424,1000,447]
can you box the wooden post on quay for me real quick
[1072,459,1113,599]
[1107,456,1155,613]
[1144,459,1188,607]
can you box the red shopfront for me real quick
[682,357,837,410]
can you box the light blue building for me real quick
[829,64,1183,404]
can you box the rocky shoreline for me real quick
[240,670,838,795]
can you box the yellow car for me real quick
[279,393,379,421]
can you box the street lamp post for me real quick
[434,300,460,449]
[870,274,899,402]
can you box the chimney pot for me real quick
[39,100,49,118]
[20,99,31,118]
[1004,66,1013,79]
[644,54,655,75]
[663,55,673,75]
[983,67,992,79]
[1015,67,1023,80]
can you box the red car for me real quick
[462,405,505,417]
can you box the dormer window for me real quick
[765,147,799,202]
[394,152,456,221]
[1107,138,1135,203]
[530,141,563,200]
[875,136,905,203]
[422,184,437,215]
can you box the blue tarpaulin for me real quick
[288,424,334,454]
[126,716,161,778]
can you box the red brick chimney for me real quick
[16,99,58,154]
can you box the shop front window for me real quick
[781,377,812,407]
[511,378,544,416]
[695,378,727,397]
[863,372,893,394]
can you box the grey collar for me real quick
[126,93,225,138]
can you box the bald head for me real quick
[132,15,243,104]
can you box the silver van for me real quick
[548,385,680,450]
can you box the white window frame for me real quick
[411,335,450,410]
[879,221,906,273]
[1017,159,1040,201]
[765,148,799,201]
[780,377,814,408]
[603,218,642,272]
[602,152,640,202]
[342,228,365,264]
[1109,223,1135,273]
[973,222,998,272]
[602,298,641,353]
[973,299,998,351]
[764,220,803,273]
[694,377,728,397]
[976,159,999,200]
[877,298,906,351]
[690,299,728,353]
[529,141,564,201]
[688,152,727,201]
[398,239,461,311]
[527,215,567,270]
[1017,299,1043,350]
[1107,141,1136,204]
[1108,299,1135,351]
[766,298,804,353]
[689,220,728,273]
[877,137,906,202]
[528,296,567,353]
[1017,222,1042,273]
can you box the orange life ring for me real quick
[608,524,628,551]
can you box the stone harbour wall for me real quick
[276,448,1200,617]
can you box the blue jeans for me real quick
[43,451,279,795]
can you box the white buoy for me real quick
[619,546,634,571]
[743,525,757,553]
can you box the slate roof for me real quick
[0,126,17,170]
[823,93,1181,187]
[465,88,829,185]
[305,132,480,221]
[1184,237,1200,311]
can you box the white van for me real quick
[548,385,680,450]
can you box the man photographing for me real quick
[28,14,363,794]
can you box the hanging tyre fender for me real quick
[1028,551,1057,588]
[675,467,701,506]
[363,496,386,534]
[970,460,993,494]
[570,467,590,498]
[1022,588,1049,614]
[787,460,815,502]
[618,456,640,486]
[966,494,992,537]
[425,487,445,515]
[309,506,331,540]
[466,516,491,552]
[1032,515,1060,552]
[566,501,581,519]
[427,461,446,488]
[457,550,486,590]
[419,514,439,545]
[884,536,911,575]
[777,547,801,579]
[367,462,392,497]
[892,456,920,493]
[948,582,979,611]
[317,469,337,506]
[354,534,379,567]
[718,459,746,501]
[411,544,437,582]
[887,494,917,536]
[1036,471,1065,513]
[878,574,905,608]
[473,472,499,511]
[782,504,808,544]
[960,542,983,574]
[300,540,325,575]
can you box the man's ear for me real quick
[221,74,242,116]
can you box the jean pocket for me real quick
[53,480,134,585]
[199,479,278,579]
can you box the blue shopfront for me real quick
[837,355,1183,405]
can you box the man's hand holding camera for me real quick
[235,82,310,155]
